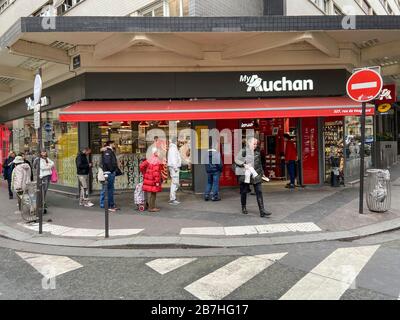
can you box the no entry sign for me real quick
[346,69,383,103]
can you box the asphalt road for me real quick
[1,230,400,300]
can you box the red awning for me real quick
[59,97,375,122]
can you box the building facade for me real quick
[0,1,399,194]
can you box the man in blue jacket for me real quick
[204,142,223,201]
[3,151,16,199]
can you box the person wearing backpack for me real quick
[204,141,223,201]
[11,155,32,212]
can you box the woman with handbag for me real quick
[38,150,54,214]
[140,147,164,212]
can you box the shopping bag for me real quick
[50,167,58,183]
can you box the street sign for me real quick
[346,69,383,103]
[33,74,43,105]
[34,111,40,129]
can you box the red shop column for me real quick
[301,118,319,185]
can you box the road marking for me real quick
[16,251,83,278]
[146,258,197,275]
[351,81,377,90]
[19,223,143,237]
[180,222,321,236]
[185,252,287,300]
[280,245,380,300]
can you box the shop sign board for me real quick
[34,111,40,129]
[377,103,392,114]
[375,84,396,105]
[346,69,383,103]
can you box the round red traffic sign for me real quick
[346,69,383,103]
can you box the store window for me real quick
[90,120,192,191]
[344,116,373,179]
[5,108,78,188]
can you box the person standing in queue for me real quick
[39,150,54,214]
[3,151,16,199]
[76,147,94,207]
[167,137,182,206]
[140,147,163,212]
[204,140,223,201]
[100,141,119,212]
[284,133,298,189]
[235,137,271,218]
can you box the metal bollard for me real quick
[104,172,109,238]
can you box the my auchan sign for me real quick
[240,74,314,93]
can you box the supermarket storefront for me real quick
[2,69,375,193]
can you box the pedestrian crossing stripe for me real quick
[146,258,197,275]
[15,252,83,278]
[279,245,380,300]
[184,253,287,300]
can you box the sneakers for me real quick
[108,208,117,212]
[84,202,95,207]
[148,208,160,212]
[169,200,180,205]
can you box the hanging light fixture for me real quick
[120,121,130,129]
[158,120,168,128]
[139,121,149,128]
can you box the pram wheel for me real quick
[138,205,145,212]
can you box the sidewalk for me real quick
[1,164,400,248]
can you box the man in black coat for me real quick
[76,147,94,207]
[3,151,16,199]
[100,141,119,211]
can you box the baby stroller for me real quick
[134,182,146,212]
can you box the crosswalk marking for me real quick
[180,222,321,236]
[184,252,287,300]
[280,245,380,300]
[19,223,143,237]
[16,252,83,278]
[146,258,197,275]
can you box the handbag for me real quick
[115,167,123,177]
[97,167,106,183]
[50,167,58,183]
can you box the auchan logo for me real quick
[240,75,314,93]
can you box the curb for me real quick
[1,217,400,249]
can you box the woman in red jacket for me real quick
[140,148,164,212]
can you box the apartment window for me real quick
[310,0,331,13]
[0,0,16,14]
[333,4,343,15]
[56,0,84,15]
[136,0,169,17]
[361,0,372,14]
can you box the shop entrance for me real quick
[216,118,305,188]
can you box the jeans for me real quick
[78,175,90,205]
[100,172,115,208]
[204,172,221,199]
[287,160,296,186]
[7,177,12,197]
[240,182,263,206]
[41,175,51,206]
[169,167,180,201]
